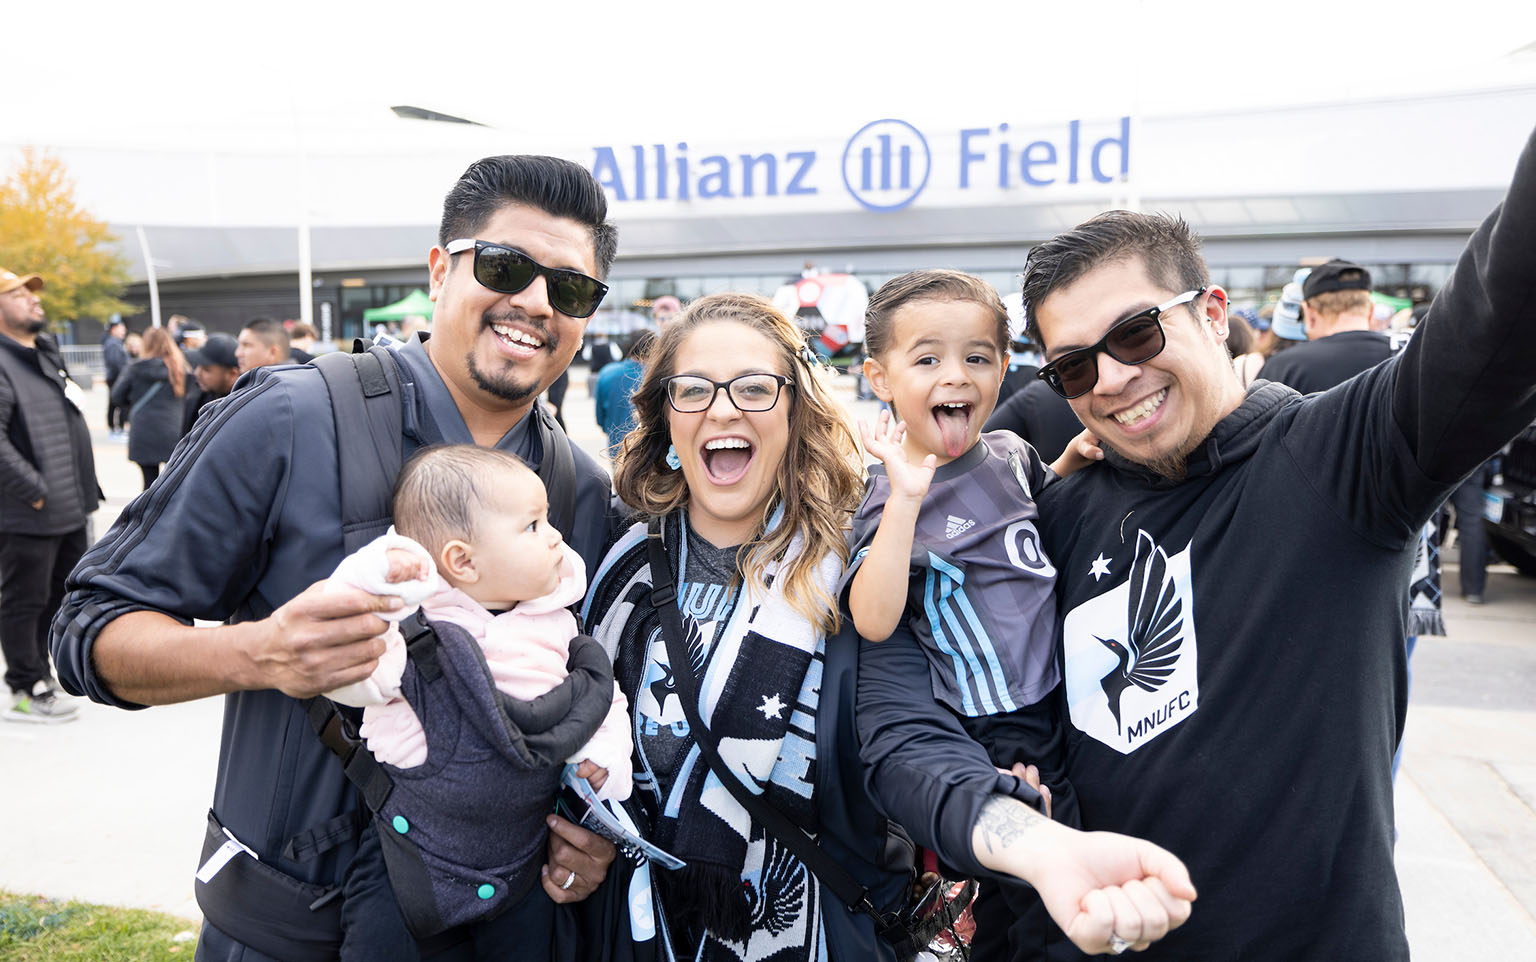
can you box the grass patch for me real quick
[0,891,197,961]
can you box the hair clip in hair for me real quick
[797,340,822,369]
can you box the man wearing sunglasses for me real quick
[53,155,622,962]
[859,125,1536,961]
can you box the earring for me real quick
[665,444,681,470]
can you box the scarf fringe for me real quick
[659,860,753,944]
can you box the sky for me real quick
[9,0,1536,156]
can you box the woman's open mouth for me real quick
[701,437,755,483]
[933,401,973,458]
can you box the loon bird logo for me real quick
[1094,530,1184,733]
[647,615,709,718]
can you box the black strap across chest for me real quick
[642,518,917,953]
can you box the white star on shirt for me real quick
[757,694,786,720]
[1089,554,1112,582]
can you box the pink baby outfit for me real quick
[324,529,632,802]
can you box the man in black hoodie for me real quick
[0,268,98,723]
[858,125,1536,961]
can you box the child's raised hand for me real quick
[1049,429,1104,478]
[860,410,937,502]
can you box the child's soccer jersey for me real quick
[846,431,1059,717]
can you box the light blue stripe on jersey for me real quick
[925,553,1018,716]
[923,563,981,715]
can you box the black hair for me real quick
[439,155,619,279]
[1021,211,1210,347]
[241,316,290,352]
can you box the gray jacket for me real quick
[0,333,100,535]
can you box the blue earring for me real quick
[665,444,681,470]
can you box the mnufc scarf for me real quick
[584,511,839,962]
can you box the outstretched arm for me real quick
[971,797,1195,955]
[849,412,935,642]
[858,624,1194,953]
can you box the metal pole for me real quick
[298,219,314,326]
[135,225,162,328]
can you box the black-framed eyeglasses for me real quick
[1036,289,1206,399]
[662,373,794,413]
[445,238,609,319]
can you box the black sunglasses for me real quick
[445,238,609,319]
[1036,289,1206,399]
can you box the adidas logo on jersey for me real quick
[945,515,975,538]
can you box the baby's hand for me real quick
[573,758,609,794]
[383,547,431,585]
[860,410,936,502]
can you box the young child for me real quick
[324,444,632,943]
[846,269,1091,962]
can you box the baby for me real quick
[324,443,631,939]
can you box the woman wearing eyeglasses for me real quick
[575,293,1195,962]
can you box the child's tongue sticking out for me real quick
[935,404,971,459]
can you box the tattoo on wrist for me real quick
[978,797,1047,854]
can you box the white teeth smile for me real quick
[704,438,751,450]
[491,323,543,348]
[939,402,969,409]
[1113,388,1167,425]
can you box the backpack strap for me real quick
[298,344,410,840]
[532,398,577,537]
[312,344,404,553]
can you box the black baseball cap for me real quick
[1302,259,1372,300]
[186,333,238,369]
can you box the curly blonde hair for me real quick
[613,293,863,634]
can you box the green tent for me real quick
[362,289,433,322]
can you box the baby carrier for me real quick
[305,342,606,937]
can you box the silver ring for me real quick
[560,870,576,891]
[1109,934,1131,954]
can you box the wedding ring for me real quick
[1108,934,1131,954]
[561,870,577,891]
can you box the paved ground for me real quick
[2,368,1533,959]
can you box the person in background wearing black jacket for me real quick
[1256,259,1392,392]
[181,333,241,436]
[52,156,624,962]
[859,125,1536,961]
[101,320,128,440]
[235,316,291,374]
[111,326,192,489]
[0,268,98,723]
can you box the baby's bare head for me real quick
[391,444,540,560]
